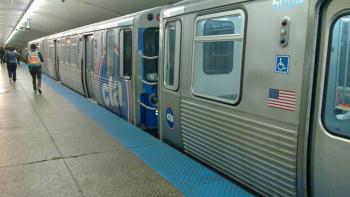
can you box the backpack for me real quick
[6,51,18,64]
[27,51,41,67]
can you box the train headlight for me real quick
[149,93,158,106]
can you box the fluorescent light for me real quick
[5,0,43,45]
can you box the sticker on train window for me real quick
[275,55,289,74]
[272,0,304,10]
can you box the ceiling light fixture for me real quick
[10,0,14,9]
[5,0,43,45]
[26,19,30,29]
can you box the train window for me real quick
[86,36,94,72]
[106,29,115,76]
[66,38,71,67]
[323,15,350,137]
[192,10,245,104]
[71,37,78,68]
[164,20,181,90]
[203,20,234,74]
[119,28,132,79]
[60,39,65,66]
[143,27,159,82]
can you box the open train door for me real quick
[311,0,350,196]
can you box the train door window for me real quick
[323,14,350,137]
[47,44,51,65]
[119,28,132,79]
[203,20,234,74]
[106,29,115,76]
[60,39,66,66]
[51,44,55,65]
[143,27,159,82]
[66,38,71,67]
[71,37,78,68]
[164,20,181,90]
[192,10,245,104]
[86,36,93,71]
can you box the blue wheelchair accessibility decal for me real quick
[275,55,289,74]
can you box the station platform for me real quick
[0,63,254,197]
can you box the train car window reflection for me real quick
[143,28,159,82]
[106,29,115,76]
[192,11,244,104]
[164,20,181,90]
[324,15,350,137]
[196,15,241,36]
[203,20,234,74]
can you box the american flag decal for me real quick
[268,88,296,111]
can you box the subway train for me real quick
[158,0,350,196]
[29,7,163,132]
[29,0,350,196]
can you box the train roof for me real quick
[163,0,249,18]
[164,0,323,18]
[31,6,164,42]
[163,0,252,18]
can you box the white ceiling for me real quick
[0,0,180,47]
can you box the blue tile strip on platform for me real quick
[42,75,254,197]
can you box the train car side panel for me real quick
[161,0,310,196]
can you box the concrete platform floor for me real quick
[0,64,183,197]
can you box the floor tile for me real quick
[0,159,82,197]
[0,127,60,167]
[49,126,124,157]
[65,150,183,197]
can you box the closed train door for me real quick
[312,0,350,196]
[84,34,94,99]
[160,19,182,148]
[47,40,57,79]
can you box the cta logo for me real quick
[166,106,175,130]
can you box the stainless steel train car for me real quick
[158,0,350,196]
[29,7,163,131]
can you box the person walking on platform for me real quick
[26,44,44,93]
[5,47,19,82]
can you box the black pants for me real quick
[7,63,17,81]
[29,67,42,90]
